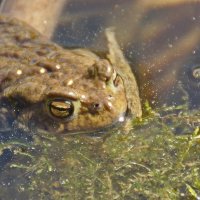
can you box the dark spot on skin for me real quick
[88,102,102,114]
[37,61,56,72]
[30,58,39,65]
[14,34,31,43]
[0,51,20,59]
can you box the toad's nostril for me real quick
[94,103,100,108]
[89,102,102,114]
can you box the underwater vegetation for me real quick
[0,101,199,200]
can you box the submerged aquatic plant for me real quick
[0,102,199,199]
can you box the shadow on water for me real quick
[0,149,12,169]
[0,128,32,171]
[0,0,200,199]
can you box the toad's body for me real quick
[0,16,128,133]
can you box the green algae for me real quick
[0,104,199,200]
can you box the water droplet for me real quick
[67,79,73,86]
[56,64,61,69]
[16,69,22,75]
[40,68,46,74]
[119,116,125,122]
[168,43,173,48]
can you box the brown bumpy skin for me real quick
[0,16,127,134]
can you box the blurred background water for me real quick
[52,0,200,109]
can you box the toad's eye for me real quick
[47,99,74,119]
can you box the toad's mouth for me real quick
[27,111,127,136]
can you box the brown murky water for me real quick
[53,0,200,108]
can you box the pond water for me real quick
[53,0,200,108]
[0,0,200,199]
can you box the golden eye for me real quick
[48,99,74,119]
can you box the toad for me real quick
[0,16,141,134]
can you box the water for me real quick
[53,0,200,108]
[0,1,200,199]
